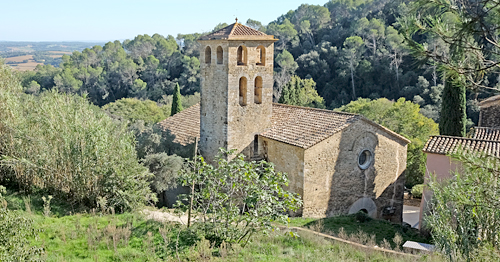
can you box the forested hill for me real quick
[17,0,497,124]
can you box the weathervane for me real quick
[235,18,238,24]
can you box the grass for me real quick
[288,213,431,249]
[3,189,440,261]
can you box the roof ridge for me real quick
[228,23,238,36]
[474,126,500,130]
[428,134,500,144]
[272,103,361,117]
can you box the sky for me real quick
[1,0,328,42]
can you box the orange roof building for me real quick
[158,22,410,221]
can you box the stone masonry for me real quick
[158,22,410,222]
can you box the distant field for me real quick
[4,55,43,71]
[0,41,104,71]
[9,61,44,71]
[47,50,72,54]
[5,55,33,62]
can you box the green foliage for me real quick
[338,98,439,187]
[0,64,155,210]
[103,98,169,124]
[142,153,184,194]
[176,149,302,246]
[411,184,424,198]
[0,208,44,261]
[278,75,325,108]
[439,75,467,137]
[170,83,183,116]
[290,213,430,250]
[426,151,500,260]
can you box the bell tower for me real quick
[197,22,277,162]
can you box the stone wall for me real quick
[260,137,305,209]
[479,103,500,128]
[302,120,407,222]
[198,39,275,163]
[199,40,229,162]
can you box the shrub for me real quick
[411,184,424,198]
[0,63,155,211]
[0,208,44,261]
[176,149,302,246]
[142,153,184,194]
[426,151,500,260]
[103,97,170,124]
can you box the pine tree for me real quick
[439,75,466,137]
[171,83,183,116]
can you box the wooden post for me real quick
[187,137,198,228]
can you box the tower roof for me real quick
[199,22,276,41]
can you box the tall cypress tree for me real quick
[171,83,183,116]
[439,75,466,137]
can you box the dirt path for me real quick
[142,209,190,224]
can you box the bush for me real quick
[177,149,302,246]
[103,98,170,124]
[0,63,155,211]
[411,184,424,198]
[0,208,44,261]
[142,153,184,194]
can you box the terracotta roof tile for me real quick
[157,104,200,146]
[479,95,500,107]
[470,127,500,141]
[158,103,410,149]
[199,23,273,40]
[260,104,361,148]
[423,135,500,157]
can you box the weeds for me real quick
[22,195,32,214]
[42,195,52,217]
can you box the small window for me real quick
[239,77,247,106]
[256,45,265,66]
[254,76,263,104]
[205,46,211,64]
[358,150,373,169]
[216,46,223,64]
[253,135,259,156]
[237,45,247,65]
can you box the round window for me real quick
[358,150,373,169]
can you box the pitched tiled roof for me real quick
[157,104,200,146]
[158,103,410,149]
[470,127,500,141]
[479,95,500,107]
[423,135,500,157]
[261,104,410,149]
[199,23,275,40]
[260,104,360,148]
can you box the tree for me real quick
[171,83,183,116]
[274,50,298,101]
[342,36,364,100]
[103,97,169,124]
[400,0,500,91]
[338,98,439,187]
[400,0,500,135]
[176,149,302,246]
[425,150,500,260]
[0,63,155,210]
[279,75,325,108]
[440,74,467,136]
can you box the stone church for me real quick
[159,22,410,222]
